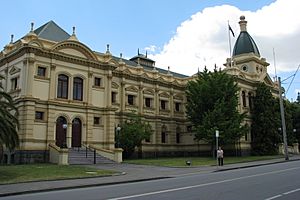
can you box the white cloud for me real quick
[144,45,158,53]
[149,0,300,76]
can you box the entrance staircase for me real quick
[68,147,116,165]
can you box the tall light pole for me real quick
[216,130,219,166]
[116,125,121,148]
[278,77,289,160]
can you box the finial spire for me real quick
[120,53,122,59]
[72,26,76,35]
[239,15,247,32]
[146,51,148,58]
[31,22,34,32]
[10,34,14,44]
[106,44,110,53]
[138,48,140,55]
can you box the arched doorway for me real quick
[72,118,82,147]
[56,116,67,148]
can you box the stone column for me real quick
[49,64,56,99]
[138,83,143,114]
[106,71,112,108]
[67,123,72,148]
[155,85,159,115]
[120,80,126,111]
[87,72,93,105]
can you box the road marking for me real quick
[264,195,282,200]
[108,167,300,200]
[283,188,300,195]
[264,188,300,200]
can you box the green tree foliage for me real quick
[185,67,247,147]
[117,113,152,158]
[291,102,300,144]
[251,83,281,155]
[0,83,19,161]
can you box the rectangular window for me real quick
[37,66,46,77]
[145,97,151,108]
[128,95,134,105]
[112,92,117,103]
[176,133,180,144]
[35,111,44,120]
[161,132,166,143]
[94,117,100,125]
[94,77,101,87]
[187,125,192,132]
[11,77,18,90]
[161,100,166,110]
[175,102,181,112]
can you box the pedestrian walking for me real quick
[217,146,224,166]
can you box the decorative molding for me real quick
[9,66,21,75]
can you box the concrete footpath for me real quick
[1,155,300,197]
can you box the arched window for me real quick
[242,91,246,107]
[161,125,167,143]
[57,74,69,99]
[248,92,253,110]
[73,77,83,101]
[176,127,181,144]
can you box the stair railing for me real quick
[81,143,96,164]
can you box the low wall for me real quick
[89,144,123,163]
[49,143,69,165]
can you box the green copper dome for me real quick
[232,16,260,57]
[232,31,260,57]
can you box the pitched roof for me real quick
[34,21,70,42]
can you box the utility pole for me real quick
[278,77,289,160]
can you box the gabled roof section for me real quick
[34,21,70,42]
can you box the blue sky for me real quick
[0,0,299,100]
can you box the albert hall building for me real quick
[0,16,278,164]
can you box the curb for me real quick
[0,177,170,197]
[213,158,300,172]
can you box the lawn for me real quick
[0,164,117,184]
[124,155,283,167]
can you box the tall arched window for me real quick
[73,77,83,101]
[242,91,246,107]
[248,92,253,110]
[57,74,69,99]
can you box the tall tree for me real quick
[251,83,281,155]
[185,67,247,148]
[117,113,152,159]
[0,83,19,161]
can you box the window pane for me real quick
[57,75,68,99]
[73,77,83,101]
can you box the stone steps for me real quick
[68,147,115,165]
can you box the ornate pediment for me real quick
[9,66,20,75]
[174,94,184,100]
[263,74,274,86]
[143,88,154,95]
[112,82,119,89]
[159,92,170,98]
[52,41,98,61]
[125,85,138,92]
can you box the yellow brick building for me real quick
[0,16,278,163]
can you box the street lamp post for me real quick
[116,125,121,148]
[216,130,219,167]
[278,77,289,161]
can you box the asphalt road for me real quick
[2,160,300,200]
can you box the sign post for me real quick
[216,130,219,167]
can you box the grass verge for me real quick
[124,155,284,167]
[0,164,116,184]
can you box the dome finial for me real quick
[239,15,247,32]
[31,22,34,32]
[106,44,110,54]
[10,34,14,44]
[72,26,76,35]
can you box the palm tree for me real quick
[0,80,19,162]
